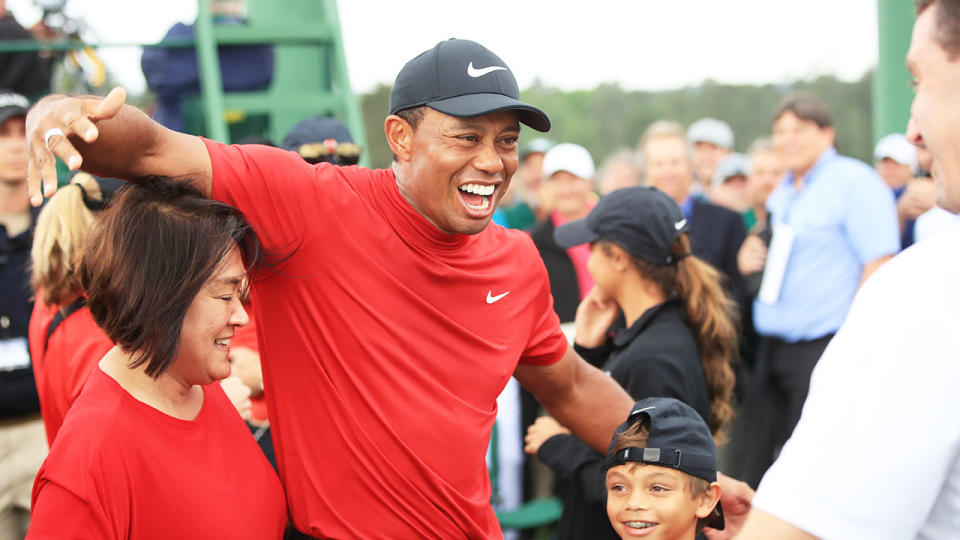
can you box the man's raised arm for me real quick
[25,87,212,206]
[514,346,633,453]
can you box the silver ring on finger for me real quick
[43,127,66,150]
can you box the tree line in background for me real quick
[360,72,877,171]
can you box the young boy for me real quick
[604,397,724,539]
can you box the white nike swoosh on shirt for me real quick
[675,219,687,231]
[486,290,510,304]
[467,62,507,78]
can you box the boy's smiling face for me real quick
[606,463,718,539]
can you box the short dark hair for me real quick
[395,106,427,132]
[772,93,833,129]
[391,106,429,161]
[917,0,960,59]
[79,176,262,378]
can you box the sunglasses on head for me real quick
[298,139,361,166]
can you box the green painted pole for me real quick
[325,0,368,166]
[874,0,916,143]
[194,0,230,143]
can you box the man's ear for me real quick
[385,115,413,162]
[695,482,722,519]
[823,126,837,147]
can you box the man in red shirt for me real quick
[26,39,633,538]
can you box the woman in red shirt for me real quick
[28,172,117,445]
[27,177,286,539]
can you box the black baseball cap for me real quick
[605,397,724,530]
[282,116,354,150]
[0,90,29,125]
[389,39,550,132]
[554,186,689,265]
[282,116,360,165]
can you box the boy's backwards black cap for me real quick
[389,39,550,132]
[606,397,724,530]
[554,186,689,265]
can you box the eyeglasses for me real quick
[297,139,361,166]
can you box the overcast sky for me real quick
[7,0,879,94]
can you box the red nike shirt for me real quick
[206,140,567,538]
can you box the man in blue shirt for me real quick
[731,94,899,488]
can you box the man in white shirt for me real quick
[725,1,960,538]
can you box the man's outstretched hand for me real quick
[704,473,755,540]
[25,86,127,206]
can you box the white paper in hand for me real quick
[758,223,795,305]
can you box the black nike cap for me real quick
[554,186,690,266]
[389,39,551,132]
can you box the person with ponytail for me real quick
[524,186,737,540]
[27,173,121,445]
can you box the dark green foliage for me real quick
[359,72,875,170]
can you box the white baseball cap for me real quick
[687,118,734,150]
[874,133,918,173]
[542,143,595,180]
[712,153,750,187]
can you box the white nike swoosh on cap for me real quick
[467,62,507,78]
[486,290,510,304]
[675,219,687,231]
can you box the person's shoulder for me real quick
[612,337,700,396]
[622,311,698,364]
[332,164,388,192]
[828,154,885,186]
[0,13,30,35]
[199,379,239,418]
[765,181,790,206]
[209,139,338,174]
[828,152,873,172]
[43,372,126,481]
[849,224,960,325]
[54,372,124,441]
[485,223,541,260]
[529,217,555,244]
[693,199,742,226]
[873,223,960,286]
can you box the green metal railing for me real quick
[0,0,366,156]
[874,0,916,142]
[193,0,366,150]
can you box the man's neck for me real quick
[791,146,832,191]
[0,208,29,237]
